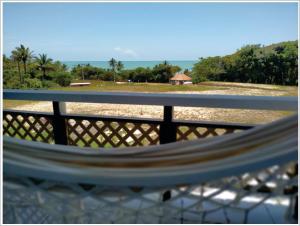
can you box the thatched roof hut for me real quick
[170,73,192,85]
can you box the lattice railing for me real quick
[3,111,54,144]
[3,110,252,148]
[3,90,298,224]
[66,118,160,147]
[176,126,239,141]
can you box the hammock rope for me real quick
[3,114,298,224]
[4,114,298,187]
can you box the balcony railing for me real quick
[3,89,296,148]
[3,89,298,224]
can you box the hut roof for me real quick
[170,73,192,81]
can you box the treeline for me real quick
[3,44,184,89]
[3,41,298,89]
[3,45,72,89]
[192,41,298,85]
[71,61,183,83]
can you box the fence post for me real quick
[52,101,68,145]
[159,106,177,144]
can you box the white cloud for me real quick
[114,47,138,58]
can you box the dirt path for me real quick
[9,84,294,124]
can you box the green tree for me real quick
[71,64,83,79]
[11,50,23,83]
[16,44,33,75]
[116,61,124,72]
[191,41,298,85]
[183,69,190,76]
[35,54,53,81]
[71,64,107,80]
[109,58,117,82]
[152,63,173,83]
[52,61,68,72]
[130,67,152,82]
[234,45,261,83]
[191,57,225,83]
[170,65,181,75]
[115,61,124,81]
[150,61,181,83]
[54,72,72,87]
[163,60,169,65]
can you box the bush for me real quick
[23,78,43,89]
[42,80,58,88]
[3,70,22,89]
[54,72,72,87]
[102,71,114,81]
[4,79,23,89]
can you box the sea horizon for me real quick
[61,60,197,71]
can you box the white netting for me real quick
[3,114,298,223]
[4,161,297,224]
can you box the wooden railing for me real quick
[3,89,297,148]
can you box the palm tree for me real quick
[35,54,53,81]
[108,58,117,82]
[16,44,33,75]
[11,50,23,83]
[62,64,68,71]
[116,61,124,72]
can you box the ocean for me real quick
[62,60,197,70]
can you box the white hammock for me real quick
[3,114,298,223]
[4,114,297,185]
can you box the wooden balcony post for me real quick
[52,101,68,145]
[159,106,177,144]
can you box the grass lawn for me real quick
[52,80,221,92]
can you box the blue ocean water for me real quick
[62,60,197,70]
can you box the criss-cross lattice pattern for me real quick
[3,112,54,143]
[3,161,297,224]
[177,126,242,141]
[66,118,160,148]
[2,111,249,148]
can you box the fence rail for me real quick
[4,89,297,110]
[3,90,297,148]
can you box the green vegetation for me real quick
[192,41,298,85]
[108,57,124,82]
[4,45,71,89]
[51,80,218,92]
[54,72,73,87]
[35,54,53,81]
[70,60,181,83]
[3,41,298,90]
[4,44,183,89]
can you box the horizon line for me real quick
[60,59,198,61]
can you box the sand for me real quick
[8,85,293,124]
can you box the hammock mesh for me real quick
[3,161,297,224]
[3,114,298,224]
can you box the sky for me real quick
[3,2,298,61]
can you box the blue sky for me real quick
[3,2,298,61]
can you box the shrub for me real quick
[102,71,114,81]
[53,72,72,86]
[23,78,43,89]
[4,79,23,89]
[3,70,22,89]
[42,80,58,88]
